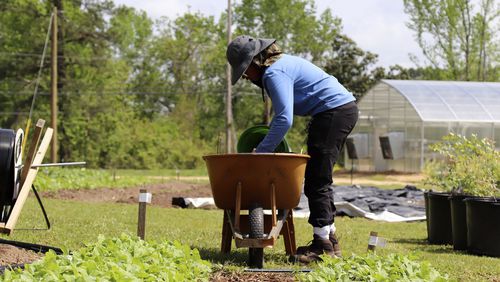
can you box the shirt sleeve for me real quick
[255,70,294,153]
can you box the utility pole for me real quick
[50,6,58,163]
[54,0,66,162]
[225,0,234,153]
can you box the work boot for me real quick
[330,233,342,257]
[292,235,337,264]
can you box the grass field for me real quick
[2,194,499,281]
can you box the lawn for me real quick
[2,194,499,281]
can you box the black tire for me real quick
[248,202,264,268]
[248,202,264,239]
[0,129,15,207]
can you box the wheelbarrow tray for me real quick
[203,153,309,210]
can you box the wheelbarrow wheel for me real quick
[249,203,264,239]
[248,203,264,268]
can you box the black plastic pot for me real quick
[465,197,500,257]
[426,191,452,244]
[449,194,469,250]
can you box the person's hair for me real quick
[252,43,283,68]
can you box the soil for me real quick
[0,244,43,266]
[211,271,295,282]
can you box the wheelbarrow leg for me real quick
[281,209,297,256]
[221,210,232,254]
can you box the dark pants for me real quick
[304,101,358,227]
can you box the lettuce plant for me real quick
[297,253,450,282]
[1,234,212,281]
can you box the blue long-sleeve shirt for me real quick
[255,54,356,153]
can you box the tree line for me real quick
[0,0,498,169]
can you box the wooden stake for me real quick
[137,189,150,240]
[368,231,378,251]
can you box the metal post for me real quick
[350,158,354,185]
[420,122,425,171]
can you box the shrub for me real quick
[297,253,450,281]
[1,234,212,281]
[423,133,500,197]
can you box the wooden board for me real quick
[20,119,45,187]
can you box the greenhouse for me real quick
[346,79,500,172]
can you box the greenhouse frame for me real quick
[346,79,500,172]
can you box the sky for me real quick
[112,0,426,68]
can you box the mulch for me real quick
[210,271,296,282]
[0,243,42,268]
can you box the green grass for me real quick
[34,168,209,191]
[34,168,166,191]
[3,196,499,281]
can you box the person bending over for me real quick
[226,35,358,263]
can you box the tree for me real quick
[1,0,409,169]
[323,34,385,99]
[0,0,53,129]
[149,12,227,144]
[403,0,499,81]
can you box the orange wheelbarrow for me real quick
[203,153,309,268]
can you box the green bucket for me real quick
[236,125,291,153]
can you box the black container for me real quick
[465,197,500,257]
[449,194,469,250]
[426,191,452,244]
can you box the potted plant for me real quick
[423,160,453,245]
[424,133,500,254]
[459,137,500,257]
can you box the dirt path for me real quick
[41,181,214,208]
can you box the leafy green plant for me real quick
[297,253,450,282]
[423,133,500,197]
[1,234,212,281]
